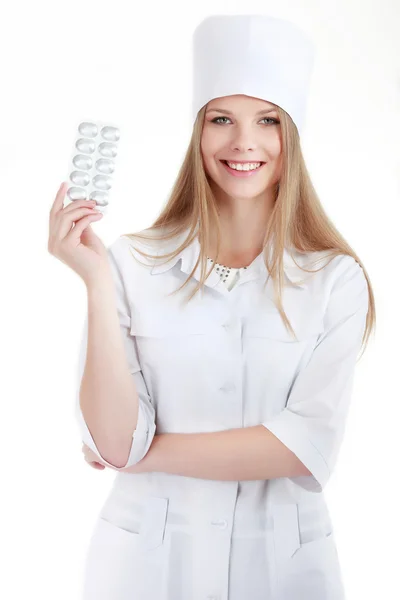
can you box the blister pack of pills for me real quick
[65,119,120,213]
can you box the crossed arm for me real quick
[83,425,311,481]
[82,257,368,491]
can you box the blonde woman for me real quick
[49,15,375,600]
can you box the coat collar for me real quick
[140,225,308,289]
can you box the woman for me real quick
[49,15,375,600]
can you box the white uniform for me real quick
[76,226,368,600]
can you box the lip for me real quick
[220,160,266,177]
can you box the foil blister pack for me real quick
[65,119,120,213]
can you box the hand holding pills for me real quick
[48,181,110,286]
[48,120,121,286]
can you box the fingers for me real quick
[63,197,96,213]
[57,205,102,240]
[48,182,88,251]
[68,212,103,242]
[49,182,68,221]
[86,459,106,470]
[48,183,67,247]
[82,443,96,459]
[82,444,106,470]
[84,455,106,469]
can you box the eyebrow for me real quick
[206,107,278,116]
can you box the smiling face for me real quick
[201,94,283,201]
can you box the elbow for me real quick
[79,395,141,468]
[114,421,157,469]
[100,431,139,469]
[87,435,138,470]
[98,447,130,469]
[110,435,139,469]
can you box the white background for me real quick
[1,1,399,598]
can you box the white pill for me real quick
[70,170,90,186]
[95,158,115,174]
[67,187,87,201]
[98,142,117,158]
[89,191,109,206]
[101,126,120,142]
[73,154,93,170]
[78,122,98,138]
[76,138,96,154]
[93,174,112,191]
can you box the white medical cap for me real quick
[192,14,315,135]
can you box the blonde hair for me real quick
[122,103,376,358]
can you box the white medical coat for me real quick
[76,226,369,600]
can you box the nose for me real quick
[230,131,258,154]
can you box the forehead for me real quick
[207,95,277,111]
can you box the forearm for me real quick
[79,273,139,468]
[122,426,311,481]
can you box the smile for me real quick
[220,160,266,177]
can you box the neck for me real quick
[204,184,276,267]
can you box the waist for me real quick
[98,475,330,537]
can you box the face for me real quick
[200,94,282,202]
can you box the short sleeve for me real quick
[261,256,369,493]
[75,237,156,470]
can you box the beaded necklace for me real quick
[206,256,248,284]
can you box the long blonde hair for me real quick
[122,103,376,358]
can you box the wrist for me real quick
[84,267,114,294]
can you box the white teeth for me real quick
[226,161,261,171]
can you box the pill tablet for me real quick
[65,119,121,215]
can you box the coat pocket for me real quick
[271,503,345,600]
[141,496,169,550]
[245,309,324,342]
[82,497,171,600]
[129,308,217,379]
[82,517,143,600]
[130,308,214,338]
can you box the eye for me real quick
[260,117,280,125]
[211,116,231,124]
[210,116,280,125]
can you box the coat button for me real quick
[211,519,228,529]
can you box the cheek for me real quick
[200,147,220,177]
[201,128,223,161]
[200,154,213,177]
[269,137,282,161]
[263,143,282,173]
[272,153,283,175]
